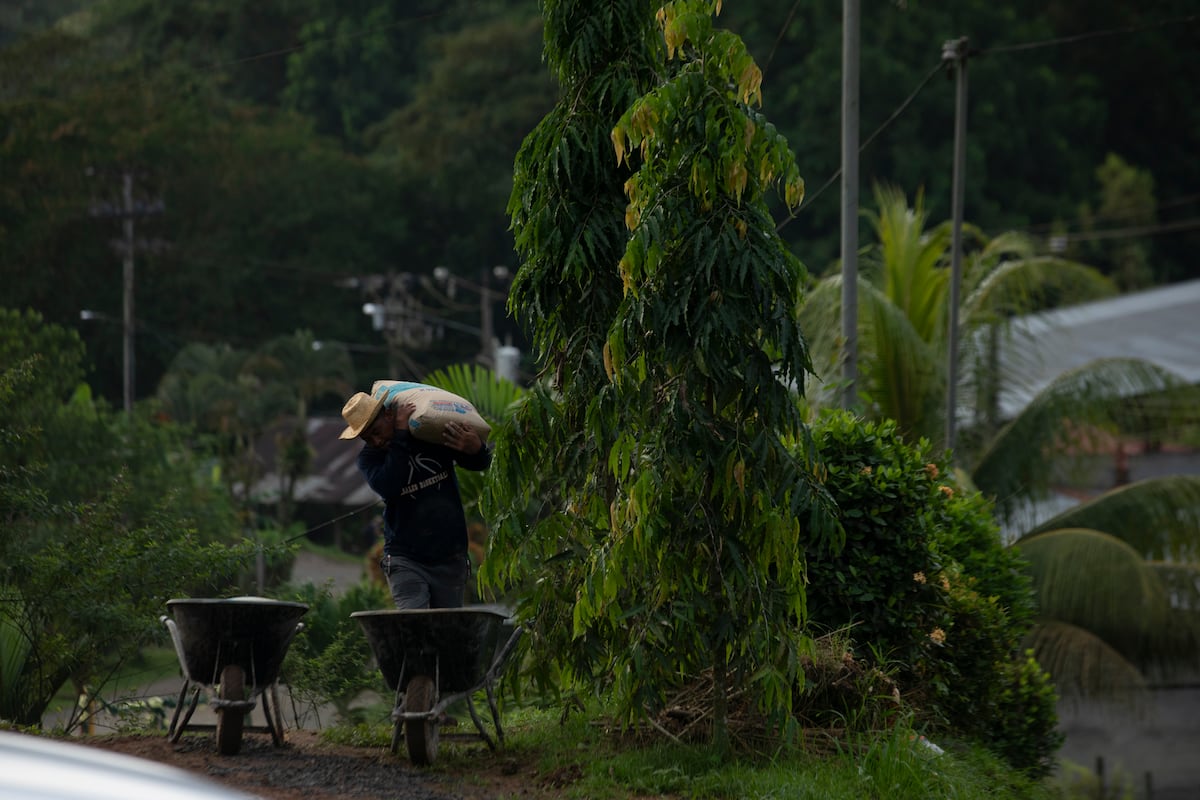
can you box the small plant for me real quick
[280,580,390,726]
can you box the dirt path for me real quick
[290,550,367,595]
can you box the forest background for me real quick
[3,0,1198,409]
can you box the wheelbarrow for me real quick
[352,605,522,766]
[161,597,309,755]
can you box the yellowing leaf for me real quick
[603,340,614,380]
[618,255,634,294]
[664,18,685,59]
[734,461,746,492]
[624,205,639,231]
[739,63,763,106]
[725,160,748,201]
[611,127,626,165]
[785,176,806,209]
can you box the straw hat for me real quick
[339,391,386,440]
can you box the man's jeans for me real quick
[382,553,468,609]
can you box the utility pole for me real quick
[477,265,512,370]
[88,169,164,412]
[840,0,861,410]
[121,172,135,414]
[942,37,969,454]
[479,266,493,368]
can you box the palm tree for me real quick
[800,183,1117,448]
[798,184,1200,708]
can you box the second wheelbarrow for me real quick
[352,605,522,765]
[161,596,309,755]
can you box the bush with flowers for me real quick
[802,411,1060,777]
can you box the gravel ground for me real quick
[76,729,551,800]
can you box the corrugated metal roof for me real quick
[996,278,1200,418]
[249,417,379,507]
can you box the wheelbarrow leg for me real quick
[261,683,286,747]
[484,682,505,746]
[464,695,496,751]
[390,684,405,755]
[168,682,203,744]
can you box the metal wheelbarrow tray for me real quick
[161,597,309,755]
[352,605,522,765]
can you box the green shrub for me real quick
[985,651,1063,779]
[804,411,1059,776]
[280,579,391,724]
[804,412,950,672]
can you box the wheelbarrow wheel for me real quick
[404,675,439,766]
[215,664,245,755]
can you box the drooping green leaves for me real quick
[484,0,838,747]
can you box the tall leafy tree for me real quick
[482,0,838,749]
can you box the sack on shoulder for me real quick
[371,379,491,445]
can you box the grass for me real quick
[322,700,1067,800]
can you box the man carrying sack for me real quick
[339,388,492,609]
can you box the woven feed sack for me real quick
[370,380,492,444]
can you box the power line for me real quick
[977,13,1199,56]
[776,12,1200,233]
[778,59,945,231]
[762,0,804,78]
[1051,217,1200,244]
[144,11,447,82]
[1017,192,1200,234]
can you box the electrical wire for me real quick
[283,500,382,545]
[1049,217,1200,244]
[775,12,1200,233]
[148,11,447,82]
[777,59,945,231]
[762,0,804,78]
[977,13,1199,56]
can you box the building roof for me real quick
[249,417,380,507]
[995,278,1200,418]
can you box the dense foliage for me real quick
[0,309,257,729]
[2,1,1196,408]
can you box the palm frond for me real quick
[970,358,1185,512]
[421,364,528,522]
[962,256,1116,323]
[795,274,845,391]
[863,184,950,344]
[799,275,944,436]
[1016,528,1188,668]
[1024,476,1200,562]
[1147,560,1200,611]
[421,363,526,424]
[862,282,944,439]
[1024,619,1150,716]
